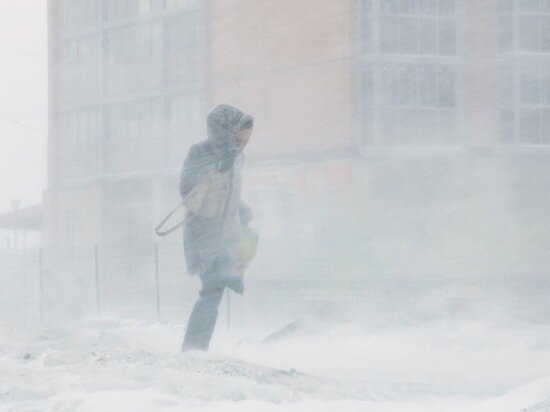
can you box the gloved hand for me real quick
[227,276,244,295]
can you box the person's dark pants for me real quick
[182,255,237,351]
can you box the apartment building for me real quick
[44,1,550,274]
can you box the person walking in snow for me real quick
[179,104,254,351]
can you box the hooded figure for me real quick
[179,104,253,351]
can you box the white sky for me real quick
[0,0,47,215]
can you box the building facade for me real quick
[45,0,550,276]
[46,0,207,251]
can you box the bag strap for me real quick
[204,142,237,172]
[154,202,185,236]
[154,144,231,237]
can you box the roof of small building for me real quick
[0,204,42,231]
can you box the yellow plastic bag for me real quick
[236,227,259,276]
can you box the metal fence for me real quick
[1,241,549,333]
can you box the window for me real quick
[66,36,98,69]
[359,0,373,14]
[67,109,98,145]
[418,18,438,54]
[376,0,457,56]
[498,65,518,144]
[165,14,201,86]
[65,211,80,253]
[418,65,437,106]
[360,64,375,145]
[497,0,515,52]
[377,63,458,144]
[419,0,437,14]
[165,0,198,9]
[379,16,399,52]
[104,0,126,21]
[438,0,455,15]
[104,22,162,95]
[102,181,153,247]
[499,0,550,53]
[497,65,550,144]
[520,107,541,143]
[65,36,99,103]
[106,99,162,141]
[498,0,514,12]
[359,1,460,146]
[400,17,419,54]
[520,66,542,104]
[499,14,514,52]
[166,94,201,165]
[105,99,164,173]
[67,0,98,33]
[379,63,456,108]
[498,66,514,106]
[521,0,541,12]
[497,3,550,144]
[104,0,162,21]
[438,18,457,55]
[359,1,374,53]
[519,66,550,143]
[62,109,101,179]
[437,67,455,106]
[519,15,541,51]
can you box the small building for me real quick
[0,204,42,253]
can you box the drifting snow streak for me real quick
[0,318,371,410]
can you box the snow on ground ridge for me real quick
[2,316,550,411]
[0,317,373,410]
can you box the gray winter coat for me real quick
[179,104,254,275]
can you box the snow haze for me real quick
[1,1,550,411]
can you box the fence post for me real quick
[154,243,161,322]
[38,248,44,324]
[226,292,231,331]
[94,244,101,316]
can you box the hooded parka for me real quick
[179,104,253,275]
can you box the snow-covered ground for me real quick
[0,317,549,411]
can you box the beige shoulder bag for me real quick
[155,167,231,236]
